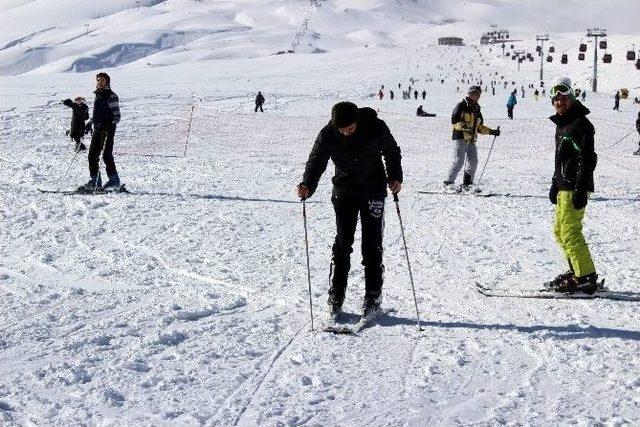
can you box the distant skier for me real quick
[507,90,517,119]
[534,89,539,101]
[635,109,640,155]
[416,105,435,117]
[389,90,394,100]
[378,89,384,100]
[413,89,418,100]
[421,90,426,100]
[62,96,89,152]
[443,86,500,192]
[546,76,599,294]
[80,72,121,191]
[613,91,620,111]
[581,90,586,102]
[521,86,525,98]
[255,91,265,112]
[297,101,403,319]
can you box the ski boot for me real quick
[443,181,461,193]
[544,270,574,290]
[327,294,343,322]
[102,173,121,191]
[555,272,599,295]
[362,296,382,319]
[77,176,102,193]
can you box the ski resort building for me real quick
[438,37,464,46]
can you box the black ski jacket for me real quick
[255,93,265,106]
[451,97,492,142]
[302,107,402,199]
[62,99,89,138]
[91,87,120,130]
[549,101,597,192]
[636,111,640,132]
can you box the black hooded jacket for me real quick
[62,99,89,138]
[302,107,402,199]
[549,101,597,192]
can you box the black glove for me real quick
[85,123,93,134]
[491,128,501,137]
[549,183,558,205]
[572,190,588,210]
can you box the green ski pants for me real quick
[553,191,596,277]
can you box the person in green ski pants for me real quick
[547,76,599,294]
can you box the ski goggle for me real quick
[550,84,572,99]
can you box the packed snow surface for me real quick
[1,0,640,425]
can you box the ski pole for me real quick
[301,198,315,331]
[607,130,634,148]
[476,125,500,187]
[393,193,422,331]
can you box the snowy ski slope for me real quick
[1,1,640,425]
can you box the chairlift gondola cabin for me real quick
[529,56,534,62]
[511,54,517,61]
[506,52,511,57]
[599,40,607,49]
[510,44,514,49]
[627,50,636,61]
[536,45,541,53]
[579,43,587,52]
[561,54,568,64]
[546,55,553,63]
[603,53,612,63]
[549,45,555,53]
[578,52,585,61]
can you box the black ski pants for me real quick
[255,103,263,112]
[507,106,514,119]
[329,195,385,307]
[88,123,117,178]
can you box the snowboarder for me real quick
[635,109,640,155]
[547,76,599,294]
[62,96,89,152]
[79,72,121,191]
[613,91,620,111]
[507,90,517,120]
[255,91,265,112]
[296,101,403,318]
[443,86,500,192]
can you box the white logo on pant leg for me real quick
[368,200,384,218]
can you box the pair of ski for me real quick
[38,185,130,195]
[476,282,640,301]
[417,189,505,198]
[322,309,388,335]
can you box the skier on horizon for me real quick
[613,91,620,111]
[255,91,265,112]
[443,85,500,192]
[297,101,403,320]
[546,76,599,294]
[79,72,121,192]
[62,96,89,152]
[507,89,517,120]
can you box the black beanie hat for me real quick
[96,72,111,85]
[331,101,359,128]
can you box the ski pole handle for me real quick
[393,192,399,202]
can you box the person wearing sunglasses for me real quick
[547,76,600,294]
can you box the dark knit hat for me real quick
[331,101,359,128]
[96,72,111,85]
[467,85,482,95]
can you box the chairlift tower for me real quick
[536,34,550,82]
[586,28,607,92]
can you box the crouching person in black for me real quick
[62,96,89,152]
[296,102,403,319]
[80,72,121,192]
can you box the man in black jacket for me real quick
[62,96,89,152]
[546,77,599,294]
[297,102,403,318]
[255,91,265,112]
[80,72,121,192]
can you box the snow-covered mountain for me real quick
[1,0,639,76]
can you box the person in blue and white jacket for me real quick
[80,72,122,191]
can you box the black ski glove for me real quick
[572,190,588,210]
[491,128,501,137]
[549,183,558,205]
